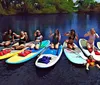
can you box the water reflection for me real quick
[0,13,100,43]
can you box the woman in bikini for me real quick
[0,29,16,47]
[64,29,78,50]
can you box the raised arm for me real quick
[64,32,70,36]
[84,32,90,37]
[13,33,20,38]
[3,32,7,36]
[95,33,99,38]
[12,34,15,42]
[49,30,54,38]
[58,34,61,41]
[24,32,28,41]
[34,31,37,37]
[40,35,43,42]
[75,34,78,41]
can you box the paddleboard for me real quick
[63,42,87,64]
[35,45,63,68]
[79,39,100,61]
[6,40,50,64]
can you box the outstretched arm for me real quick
[13,33,20,38]
[96,64,100,69]
[64,32,70,36]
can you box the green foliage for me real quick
[42,5,57,13]
[0,0,99,15]
[50,0,74,13]
[24,0,34,12]
[0,3,7,15]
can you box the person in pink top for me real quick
[84,28,99,53]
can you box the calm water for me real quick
[0,13,100,85]
[0,13,100,44]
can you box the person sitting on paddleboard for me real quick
[0,29,16,47]
[30,30,43,49]
[84,28,99,53]
[64,29,78,50]
[86,55,100,70]
[49,29,61,49]
[12,31,28,50]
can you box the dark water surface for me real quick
[0,13,100,85]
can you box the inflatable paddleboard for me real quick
[0,41,35,60]
[79,39,100,61]
[6,40,50,64]
[63,42,87,64]
[97,42,100,49]
[35,45,63,68]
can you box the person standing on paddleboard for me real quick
[64,29,78,50]
[84,28,99,53]
[49,29,61,49]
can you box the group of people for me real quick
[0,29,43,50]
[0,28,100,70]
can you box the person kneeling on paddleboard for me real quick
[84,28,99,54]
[86,55,100,70]
[64,29,78,50]
[11,31,28,50]
[49,29,61,49]
[29,30,43,50]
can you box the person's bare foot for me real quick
[86,67,89,70]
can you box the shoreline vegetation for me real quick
[0,0,100,15]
